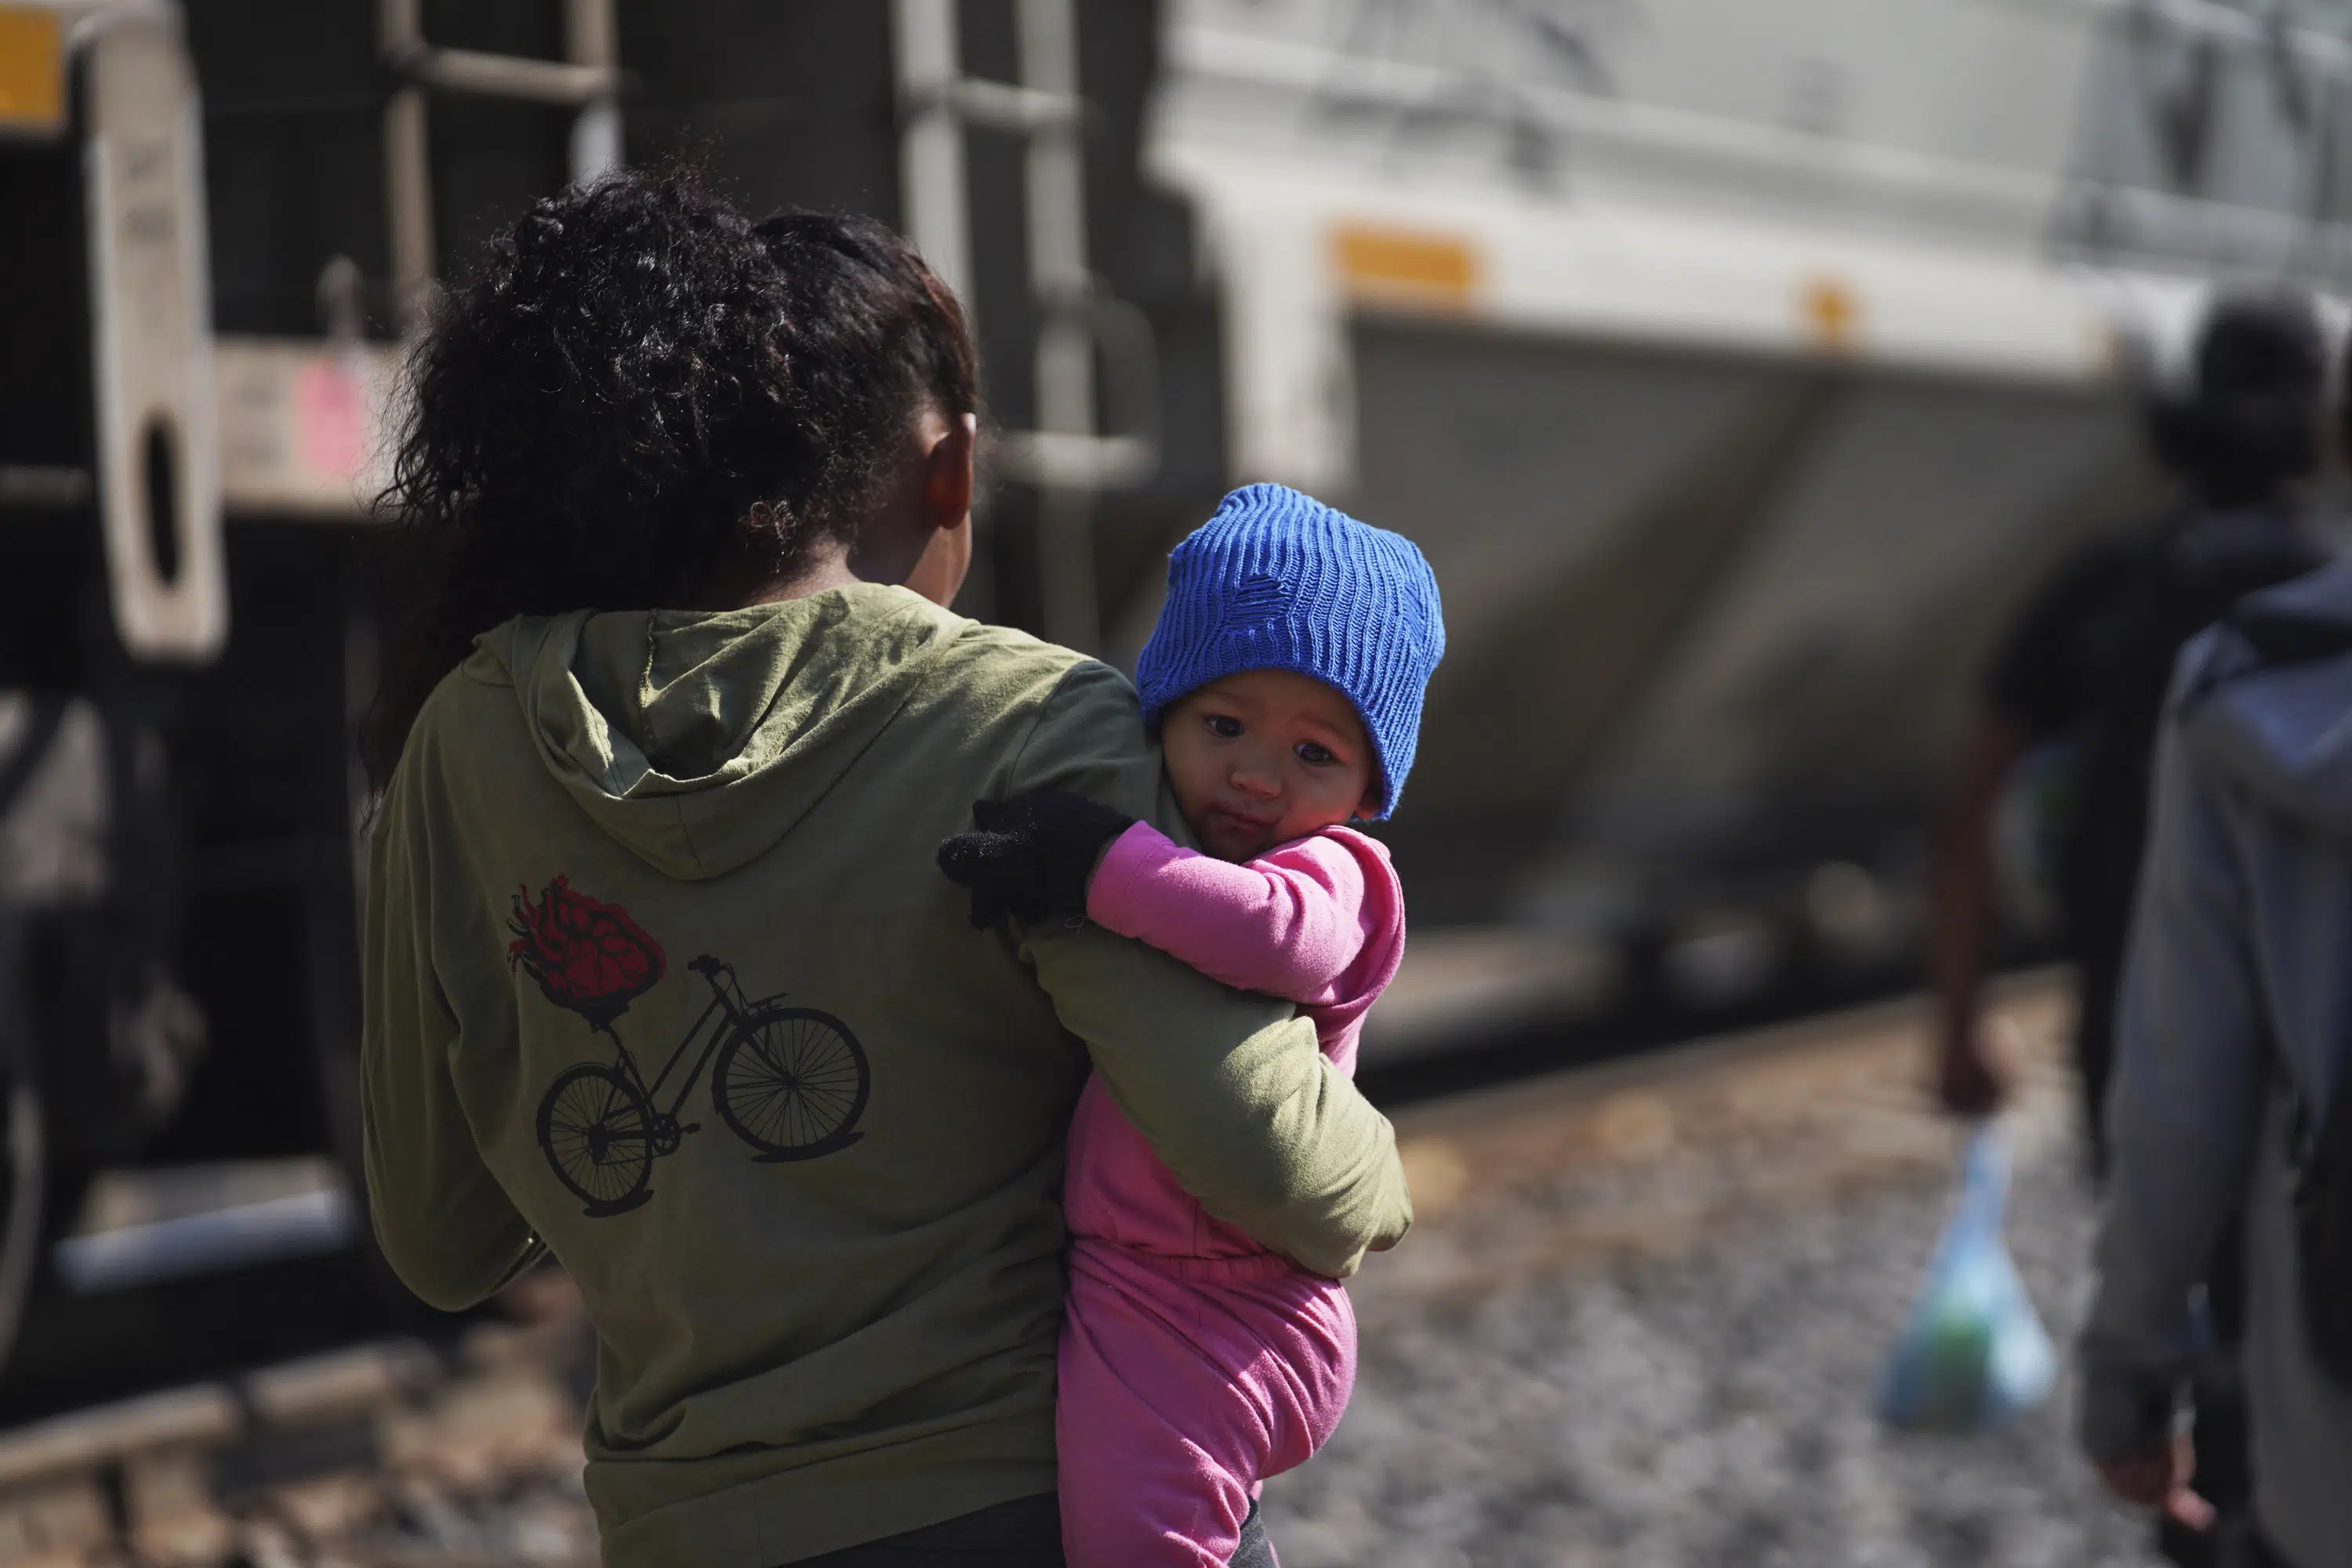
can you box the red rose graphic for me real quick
[506,876,666,1030]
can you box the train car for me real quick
[0,0,2335,1393]
[1130,0,2352,1048]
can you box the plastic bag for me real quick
[1877,1124,2058,1433]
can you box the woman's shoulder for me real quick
[379,635,542,814]
[906,615,1165,809]
[917,608,1139,725]
[414,642,524,739]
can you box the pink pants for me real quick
[1056,1239,1355,1568]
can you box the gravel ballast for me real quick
[1264,981,2162,1567]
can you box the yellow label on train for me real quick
[0,5,65,136]
[1334,224,1481,313]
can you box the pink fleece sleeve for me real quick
[1085,822,1375,1005]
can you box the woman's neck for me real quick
[746,551,862,605]
[667,545,858,612]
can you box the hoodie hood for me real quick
[2178,555,2352,842]
[474,583,956,880]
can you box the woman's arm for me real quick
[1087,823,1376,1004]
[361,768,543,1312]
[1008,664,1411,1277]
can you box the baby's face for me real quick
[1162,670,1380,862]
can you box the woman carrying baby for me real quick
[942,484,1446,1564]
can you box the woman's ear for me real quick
[921,413,977,535]
[903,414,978,608]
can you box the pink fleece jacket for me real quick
[1057,821,1404,1566]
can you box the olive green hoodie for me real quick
[361,583,1410,1567]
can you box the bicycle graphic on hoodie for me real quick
[510,876,871,1217]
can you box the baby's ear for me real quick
[1353,786,1382,821]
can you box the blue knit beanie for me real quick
[1134,484,1445,817]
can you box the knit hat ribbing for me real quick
[1134,484,1445,818]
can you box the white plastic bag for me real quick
[1877,1124,2058,1433]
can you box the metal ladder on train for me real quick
[376,0,623,328]
[893,0,1159,652]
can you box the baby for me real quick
[938,483,1445,1566]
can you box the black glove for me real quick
[936,790,1135,928]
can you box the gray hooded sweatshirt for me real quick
[2083,557,2352,1568]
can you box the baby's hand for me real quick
[935,791,1135,929]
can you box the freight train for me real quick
[0,0,2335,1392]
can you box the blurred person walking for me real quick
[1932,288,2332,1151]
[2082,553,2352,1568]
[358,165,1409,1568]
[1930,288,2330,1566]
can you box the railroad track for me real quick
[0,972,2074,1567]
[0,1300,594,1568]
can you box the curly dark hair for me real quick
[361,162,978,789]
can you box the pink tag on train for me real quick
[296,358,365,479]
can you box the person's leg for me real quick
[1227,1500,1277,1568]
[1058,1279,1261,1568]
[789,1494,1064,1566]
